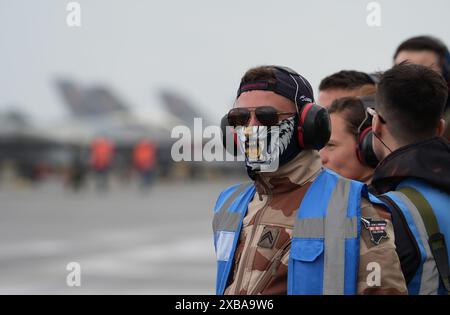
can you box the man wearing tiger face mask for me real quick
[213,65,406,295]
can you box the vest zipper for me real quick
[250,240,291,295]
[233,174,272,294]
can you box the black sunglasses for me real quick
[226,106,296,127]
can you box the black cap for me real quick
[237,66,315,110]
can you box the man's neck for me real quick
[378,133,402,160]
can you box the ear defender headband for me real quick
[355,95,379,168]
[221,65,331,155]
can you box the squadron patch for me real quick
[361,217,389,245]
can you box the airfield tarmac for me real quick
[0,176,244,294]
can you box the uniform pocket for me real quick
[289,238,324,294]
[290,238,324,261]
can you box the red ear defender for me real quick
[355,126,379,168]
[297,103,314,148]
[297,103,331,150]
[297,127,304,149]
[356,127,372,164]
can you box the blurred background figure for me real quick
[393,35,450,139]
[133,139,157,189]
[90,137,115,191]
[318,70,376,108]
[67,144,87,192]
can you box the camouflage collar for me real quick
[255,150,322,195]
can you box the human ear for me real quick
[437,118,445,136]
[372,114,382,137]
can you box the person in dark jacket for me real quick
[369,62,450,294]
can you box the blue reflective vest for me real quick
[212,168,385,295]
[382,178,450,295]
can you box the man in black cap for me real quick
[212,65,406,295]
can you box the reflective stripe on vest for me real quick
[213,183,251,232]
[385,191,440,295]
[292,179,357,294]
[293,216,358,239]
[212,182,256,294]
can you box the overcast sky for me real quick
[1,0,449,125]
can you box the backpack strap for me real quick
[399,186,450,293]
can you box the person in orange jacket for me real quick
[133,139,157,188]
[90,137,115,190]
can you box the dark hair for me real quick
[377,62,448,143]
[319,70,374,91]
[328,97,368,137]
[394,36,448,68]
[240,66,277,85]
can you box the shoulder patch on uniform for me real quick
[258,227,279,249]
[361,217,389,245]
